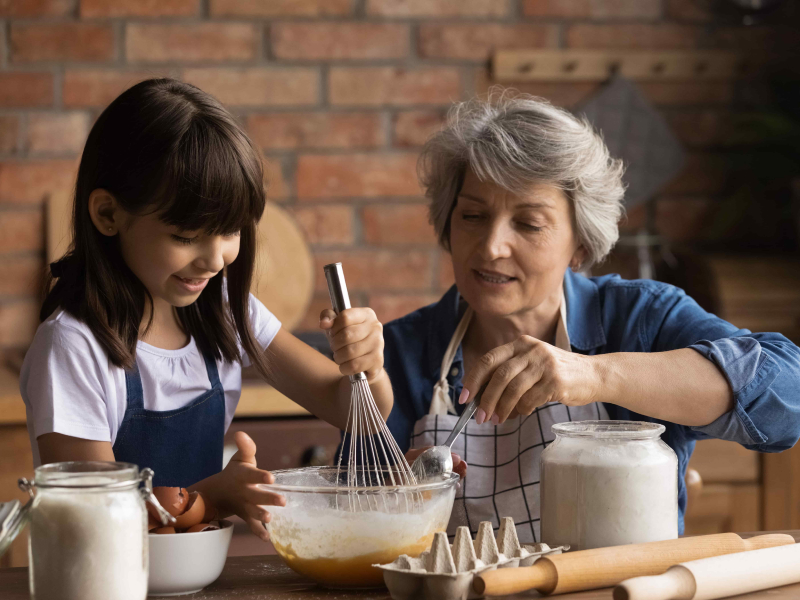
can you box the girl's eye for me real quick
[461,213,484,221]
[171,234,197,245]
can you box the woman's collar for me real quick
[563,268,607,351]
[425,285,465,379]
[425,269,606,377]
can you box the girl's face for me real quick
[449,169,585,318]
[118,211,240,308]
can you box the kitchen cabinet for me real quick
[684,439,762,535]
[684,439,800,536]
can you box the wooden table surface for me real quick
[3,532,800,600]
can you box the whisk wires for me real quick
[335,374,421,512]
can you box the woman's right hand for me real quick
[405,447,468,480]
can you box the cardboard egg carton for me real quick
[375,517,567,600]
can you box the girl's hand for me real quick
[461,336,601,425]
[405,447,468,480]
[320,307,386,383]
[214,432,285,541]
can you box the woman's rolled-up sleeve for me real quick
[646,285,800,452]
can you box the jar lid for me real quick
[34,461,141,489]
[551,420,666,439]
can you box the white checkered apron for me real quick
[410,296,609,544]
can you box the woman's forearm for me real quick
[592,348,734,426]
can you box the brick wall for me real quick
[0,0,797,353]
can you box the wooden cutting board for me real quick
[46,187,313,331]
[252,203,313,331]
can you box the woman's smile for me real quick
[472,268,517,286]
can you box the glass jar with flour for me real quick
[0,462,173,600]
[540,421,678,551]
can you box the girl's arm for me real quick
[37,433,115,464]
[261,307,393,431]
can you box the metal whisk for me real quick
[324,263,419,510]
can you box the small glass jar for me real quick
[20,463,151,600]
[540,421,678,551]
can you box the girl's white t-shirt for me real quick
[20,293,281,467]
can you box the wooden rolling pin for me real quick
[473,533,795,596]
[615,542,800,600]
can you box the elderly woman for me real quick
[383,93,800,543]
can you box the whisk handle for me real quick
[324,262,352,314]
[324,263,367,384]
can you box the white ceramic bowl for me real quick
[147,520,233,596]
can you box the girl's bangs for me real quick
[155,119,265,235]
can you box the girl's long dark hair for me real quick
[42,78,270,377]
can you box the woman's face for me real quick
[449,169,585,318]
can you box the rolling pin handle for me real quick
[474,559,558,596]
[614,566,696,600]
[741,533,797,550]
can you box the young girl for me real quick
[19,78,392,540]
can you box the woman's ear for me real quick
[569,245,588,271]
[88,189,121,236]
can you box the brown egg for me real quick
[173,491,206,529]
[186,523,220,533]
[201,493,217,522]
[148,514,160,531]
[149,487,189,519]
[154,527,176,534]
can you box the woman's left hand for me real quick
[320,307,386,383]
[460,335,601,425]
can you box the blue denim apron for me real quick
[112,349,225,487]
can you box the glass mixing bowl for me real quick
[260,466,459,588]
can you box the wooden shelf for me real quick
[238,381,308,417]
[493,50,752,82]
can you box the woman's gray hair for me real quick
[419,90,625,268]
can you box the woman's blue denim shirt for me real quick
[383,269,800,533]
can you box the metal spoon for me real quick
[411,387,483,481]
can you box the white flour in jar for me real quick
[541,435,678,551]
[29,476,147,600]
